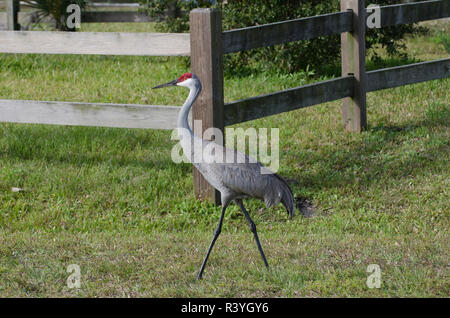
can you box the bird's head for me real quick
[152,72,200,90]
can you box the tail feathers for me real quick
[282,189,295,219]
[264,174,295,219]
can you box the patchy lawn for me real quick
[0,20,448,297]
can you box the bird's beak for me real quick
[152,79,178,89]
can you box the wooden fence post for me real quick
[6,0,20,31]
[341,0,367,132]
[190,8,224,205]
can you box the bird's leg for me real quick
[197,201,229,280]
[235,199,269,269]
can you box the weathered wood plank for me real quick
[341,0,367,132]
[6,0,19,31]
[224,76,354,126]
[367,58,450,92]
[90,0,139,4]
[0,99,183,130]
[222,11,353,54]
[0,31,190,56]
[222,0,449,54]
[0,13,4,30]
[223,58,450,127]
[190,8,224,204]
[82,11,152,23]
[1,11,151,26]
[89,2,140,7]
[20,1,140,7]
[379,0,450,27]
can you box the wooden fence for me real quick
[0,0,449,203]
[82,1,152,24]
[1,1,173,27]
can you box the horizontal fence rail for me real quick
[18,1,140,7]
[379,0,450,27]
[4,60,446,130]
[224,76,354,126]
[223,11,353,54]
[2,1,448,53]
[88,2,140,8]
[0,100,183,130]
[224,58,450,126]
[82,12,152,23]
[0,31,190,56]
[0,9,160,26]
[367,58,450,92]
[222,0,450,54]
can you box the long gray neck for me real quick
[177,82,201,136]
[177,81,202,164]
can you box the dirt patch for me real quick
[282,176,320,218]
[295,197,317,218]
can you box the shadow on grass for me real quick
[1,101,448,193]
[0,124,192,175]
[289,101,449,192]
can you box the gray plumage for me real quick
[153,73,295,279]
[195,148,295,218]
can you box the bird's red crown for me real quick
[177,73,193,83]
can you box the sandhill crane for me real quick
[153,73,295,279]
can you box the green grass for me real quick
[431,31,450,54]
[0,21,449,297]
